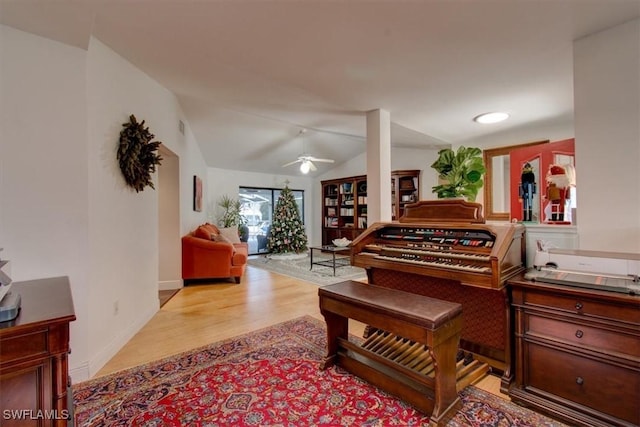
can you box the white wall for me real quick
[574,19,640,253]
[0,25,90,378]
[464,117,575,151]
[390,147,441,200]
[178,115,210,235]
[0,26,210,382]
[318,152,367,182]
[85,37,208,379]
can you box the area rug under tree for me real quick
[73,316,566,426]
[248,253,367,286]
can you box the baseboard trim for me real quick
[159,279,182,290]
[70,361,90,383]
[80,302,158,381]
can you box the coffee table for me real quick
[309,245,351,276]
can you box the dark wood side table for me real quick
[0,276,76,427]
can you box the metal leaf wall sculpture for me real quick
[117,114,163,192]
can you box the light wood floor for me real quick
[96,262,507,399]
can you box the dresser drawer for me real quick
[521,289,640,324]
[525,313,640,357]
[0,329,49,365]
[526,342,640,425]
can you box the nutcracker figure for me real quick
[519,162,536,221]
[544,164,573,223]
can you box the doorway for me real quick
[158,145,181,291]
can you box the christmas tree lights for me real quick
[267,186,308,254]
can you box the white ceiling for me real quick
[1,0,638,176]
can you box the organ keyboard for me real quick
[352,223,525,289]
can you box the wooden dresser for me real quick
[0,276,76,427]
[509,276,639,427]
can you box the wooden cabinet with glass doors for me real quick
[391,170,421,220]
[321,170,421,245]
[321,175,367,246]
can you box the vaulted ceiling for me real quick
[2,0,638,176]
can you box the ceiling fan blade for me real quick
[308,157,335,163]
[309,161,317,171]
[281,159,302,168]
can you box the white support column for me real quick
[366,109,392,223]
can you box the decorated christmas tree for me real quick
[267,186,308,254]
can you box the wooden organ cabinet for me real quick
[0,276,76,427]
[509,276,640,427]
[350,200,526,390]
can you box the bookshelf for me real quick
[321,170,420,245]
[356,177,368,229]
[321,175,367,245]
[391,170,421,221]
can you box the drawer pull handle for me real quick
[575,330,584,338]
[576,376,584,385]
[575,302,583,311]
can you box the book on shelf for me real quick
[358,217,368,228]
[327,207,336,216]
[340,182,353,194]
[340,208,354,216]
[325,217,339,227]
[326,185,338,196]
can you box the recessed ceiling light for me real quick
[473,112,509,124]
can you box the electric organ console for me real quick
[349,199,526,391]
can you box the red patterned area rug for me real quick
[73,316,566,426]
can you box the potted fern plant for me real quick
[217,195,249,242]
[431,146,486,202]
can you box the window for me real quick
[239,186,305,255]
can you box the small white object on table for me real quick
[332,238,351,247]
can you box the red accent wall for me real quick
[510,138,575,222]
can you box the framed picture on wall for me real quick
[193,175,203,212]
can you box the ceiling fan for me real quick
[282,155,335,173]
[281,129,335,174]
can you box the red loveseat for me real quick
[182,223,248,284]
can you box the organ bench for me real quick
[318,280,466,426]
